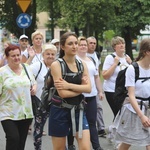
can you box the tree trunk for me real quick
[74,27,79,36]
[122,26,133,60]
[49,0,54,39]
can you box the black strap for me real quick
[132,62,150,83]
[35,62,42,80]
[137,96,150,110]
[141,77,150,83]
[110,53,120,66]
[87,56,96,66]
[132,62,139,82]
[57,58,84,78]
[136,96,150,101]
[22,64,32,89]
[75,58,84,74]
[110,53,116,58]
[22,63,31,81]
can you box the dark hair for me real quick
[59,32,77,58]
[5,44,21,57]
[135,38,150,61]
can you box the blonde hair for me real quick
[111,36,125,49]
[78,36,87,45]
[31,31,43,41]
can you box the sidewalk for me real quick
[0,98,145,150]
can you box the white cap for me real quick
[19,34,28,40]
[51,39,59,44]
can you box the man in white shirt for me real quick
[87,36,106,137]
[19,34,29,55]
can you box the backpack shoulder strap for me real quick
[110,53,116,58]
[110,53,121,66]
[131,62,139,82]
[75,58,84,74]
[87,56,96,66]
[57,58,84,77]
[132,62,150,83]
[57,58,66,76]
[35,62,42,80]
[44,69,52,90]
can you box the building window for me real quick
[46,30,51,42]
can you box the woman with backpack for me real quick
[67,36,104,150]
[102,36,132,118]
[102,36,132,147]
[112,38,150,150]
[49,32,91,150]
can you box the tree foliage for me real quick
[0,0,37,40]
[37,0,61,38]
[36,0,150,59]
[1,0,150,59]
[103,30,115,50]
[57,0,118,38]
[111,0,150,59]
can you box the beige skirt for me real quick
[112,105,150,146]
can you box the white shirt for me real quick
[0,64,35,121]
[125,64,150,113]
[22,49,43,64]
[103,52,129,92]
[76,55,98,97]
[86,52,101,69]
[30,61,48,100]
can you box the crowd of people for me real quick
[0,31,150,150]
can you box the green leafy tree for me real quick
[0,0,37,40]
[111,0,150,59]
[0,0,5,27]
[37,0,61,39]
[36,0,118,41]
[103,30,115,50]
[58,0,118,38]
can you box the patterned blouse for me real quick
[0,64,36,121]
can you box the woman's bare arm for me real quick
[51,61,91,98]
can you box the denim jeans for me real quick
[85,96,101,149]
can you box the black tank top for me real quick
[56,59,83,105]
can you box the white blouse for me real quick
[0,64,36,121]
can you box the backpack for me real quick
[114,61,150,112]
[40,58,84,111]
[114,62,140,111]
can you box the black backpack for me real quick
[114,62,139,111]
[40,58,84,111]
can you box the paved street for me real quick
[0,98,145,150]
